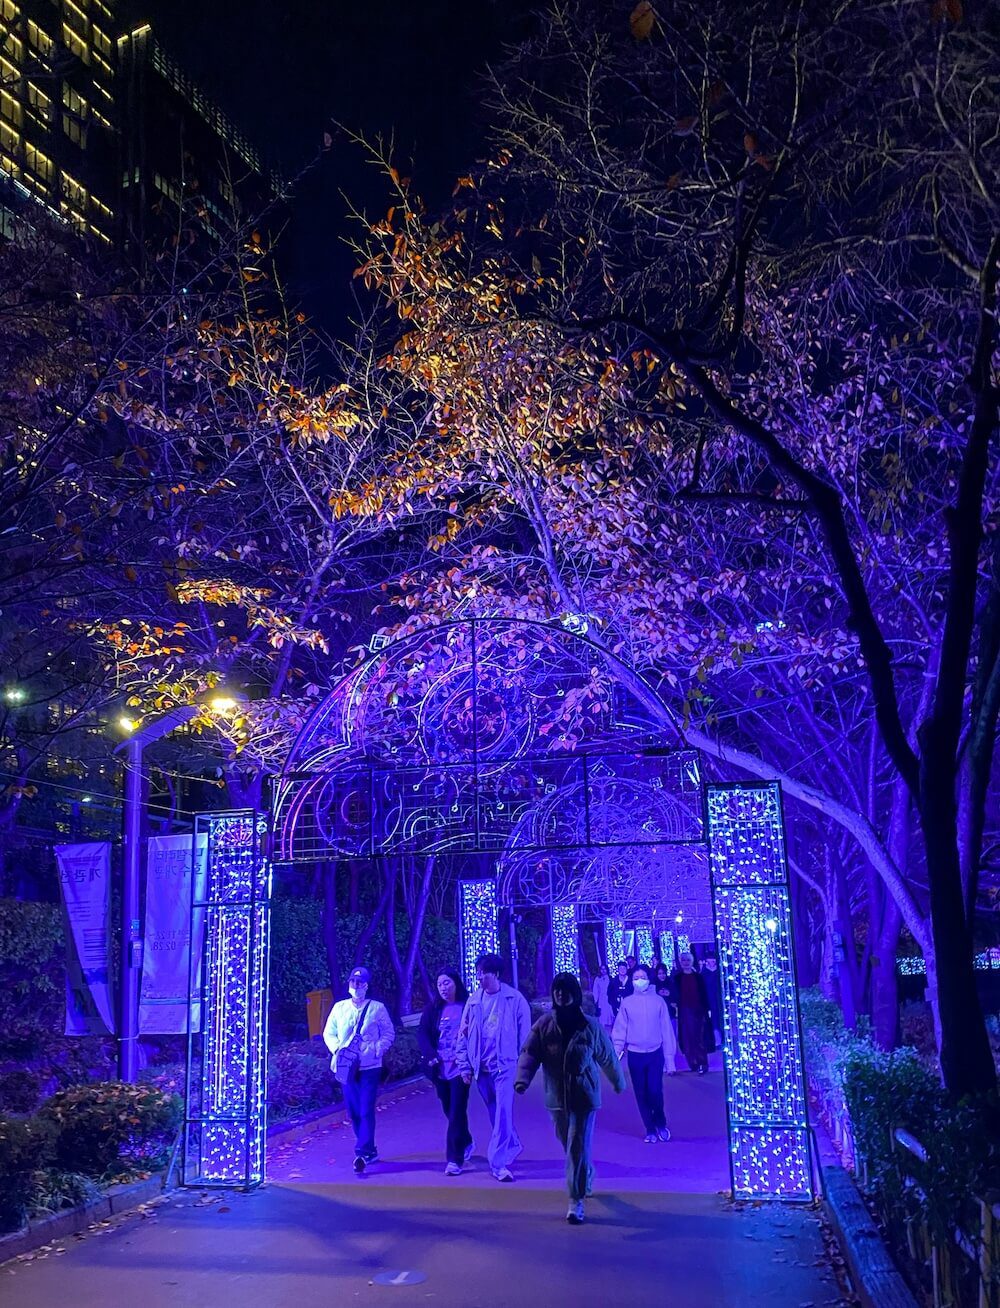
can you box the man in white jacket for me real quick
[323,966,395,1173]
[457,952,532,1182]
[612,964,676,1143]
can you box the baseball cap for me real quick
[349,967,370,985]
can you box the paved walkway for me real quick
[271,1054,731,1192]
[3,1062,851,1308]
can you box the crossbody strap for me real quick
[347,1001,372,1049]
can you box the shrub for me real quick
[29,1169,101,1219]
[0,1067,47,1114]
[0,1115,54,1232]
[840,1042,944,1178]
[270,898,330,1029]
[267,1041,339,1122]
[382,1028,421,1082]
[0,900,64,1048]
[37,1082,182,1178]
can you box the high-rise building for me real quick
[0,0,119,243]
[116,24,279,258]
[0,2,276,251]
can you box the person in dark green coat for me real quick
[515,972,626,1225]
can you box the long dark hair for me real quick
[433,967,469,1009]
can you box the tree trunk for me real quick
[919,763,995,1095]
[870,901,902,1050]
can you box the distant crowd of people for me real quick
[322,948,722,1226]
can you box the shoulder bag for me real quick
[334,1001,372,1085]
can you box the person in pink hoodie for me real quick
[612,964,677,1142]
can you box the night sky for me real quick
[129,0,536,326]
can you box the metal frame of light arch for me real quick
[184,790,811,1198]
[705,781,813,1201]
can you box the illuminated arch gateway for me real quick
[186,618,812,1200]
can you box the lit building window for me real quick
[27,82,53,124]
[64,0,89,29]
[92,26,111,59]
[0,118,17,153]
[0,2,19,23]
[89,223,111,244]
[27,21,54,60]
[24,141,52,182]
[0,53,17,84]
[61,23,89,64]
[59,199,86,231]
[61,169,87,209]
[0,148,19,178]
[2,29,22,63]
[0,88,20,124]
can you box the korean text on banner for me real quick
[139,833,207,1034]
[55,842,115,1036]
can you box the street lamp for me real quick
[114,691,246,1081]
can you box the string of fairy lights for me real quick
[706,785,812,1201]
[186,812,269,1187]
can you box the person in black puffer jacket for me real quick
[515,972,625,1225]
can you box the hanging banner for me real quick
[139,833,208,1033]
[55,842,115,1036]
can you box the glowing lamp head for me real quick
[118,715,137,733]
[3,686,26,704]
[208,694,239,713]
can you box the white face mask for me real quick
[349,985,366,1001]
[633,978,650,992]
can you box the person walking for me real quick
[591,964,614,1030]
[673,951,711,1074]
[322,966,395,1174]
[457,952,531,1183]
[607,960,633,1016]
[417,968,474,1175]
[700,953,723,1052]
[516,973,625,1225]
[612,964,676,1142]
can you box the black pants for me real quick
[627,1049,666,1134]
[434,1074,472,1165]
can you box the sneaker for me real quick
[353,1155,366,1174]
[698,1066,707,1075]
[463,1142,475,1163]
[657,1127,672,1143]
[365,1151,379,1163]
[493,1167,515,1183]
[566,1200,585,1225]
[444,1162,462,1176]
[643,1133,657,1144]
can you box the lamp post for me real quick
[115,704,198,1081]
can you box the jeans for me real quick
[434,1074,472,1165]
[343,1066,380,1159]
[551,1107,596,1201]
[476,1065,522,1172]
[627,1049,667,1134]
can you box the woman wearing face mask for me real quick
[515,972,625,1225]
[323,966,395,1173]
[612,965,677,1142]
[417,968,474,1175]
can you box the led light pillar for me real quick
[604,916,625,972]
[458,879,499,992]
[706,783,812,1201]
[551,902,578,974]
[185,811,270,1188]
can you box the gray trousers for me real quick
[550,1107,597,1201]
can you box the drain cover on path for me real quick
[372,1270,427,1287]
